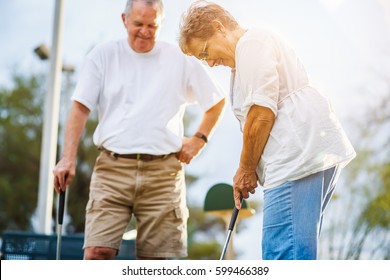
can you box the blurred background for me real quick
[0,0,389,259]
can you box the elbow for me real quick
[218,97,227,112]
[246,105,275,131]
[250,105,275,121]
[207,97,227,115]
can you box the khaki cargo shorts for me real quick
[83,151,188,258]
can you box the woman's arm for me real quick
[233,104,275,208]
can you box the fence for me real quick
[0,230,136,260]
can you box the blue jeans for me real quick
[262,166,339,260]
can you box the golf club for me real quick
[56,190,65,260]
[220,197,243,260]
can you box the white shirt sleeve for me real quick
[71,50,103,112]
[185,57,226,111]
[236,35,279,117]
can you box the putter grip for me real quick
[228,197,243,231]
[58,191,65,225]
[228,207,240,231]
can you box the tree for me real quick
[320,93,390,259]
[344,95,390,259]
[0,72,98,235]
[0,74,43,232]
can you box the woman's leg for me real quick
[262,167,338,260]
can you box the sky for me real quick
[1,0,390,259]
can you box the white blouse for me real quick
[231,28,356,189]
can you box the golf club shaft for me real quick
[220,197,243,260]
[56,190,65,260]
[56,224,63,260]
[220,230,233,260]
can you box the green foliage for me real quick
[325,93,390,259]
[352,96,390,255]
[188,241,221,260]
[0,74,44,232]
[0,72,98,235]
[187,207,225,259]
[359,163,390,229]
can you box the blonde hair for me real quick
[179,1,239,54]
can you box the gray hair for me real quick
[124,0,164,18]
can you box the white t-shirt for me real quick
[231,28,356,189]
[72,39,225,155]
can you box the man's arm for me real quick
[53,101,90,193]
[178,98,226,164]
[233,105,275,208]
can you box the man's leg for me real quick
[84,247,117,260]
[134,155,188,259]
[83,152,135,260]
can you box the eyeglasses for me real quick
[198,41,208,65]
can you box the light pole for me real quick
[36,0,65,234]
[34,42,75,235]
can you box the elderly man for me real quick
[53,0,225,260]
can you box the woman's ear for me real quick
[211,20,226,34]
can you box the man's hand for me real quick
[176,136,206,164]
[233,166,258,209]
[53,157,76,193]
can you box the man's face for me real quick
[122,1,162,53]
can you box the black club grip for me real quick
[58,190,66,225]
[228,197,243,231]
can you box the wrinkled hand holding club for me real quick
[233,166,258,209]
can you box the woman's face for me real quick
[188,32,236,68]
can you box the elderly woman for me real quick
[179,1,356,260]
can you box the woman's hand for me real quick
[233,166,258,209]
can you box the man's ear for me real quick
[121,13,127,27]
